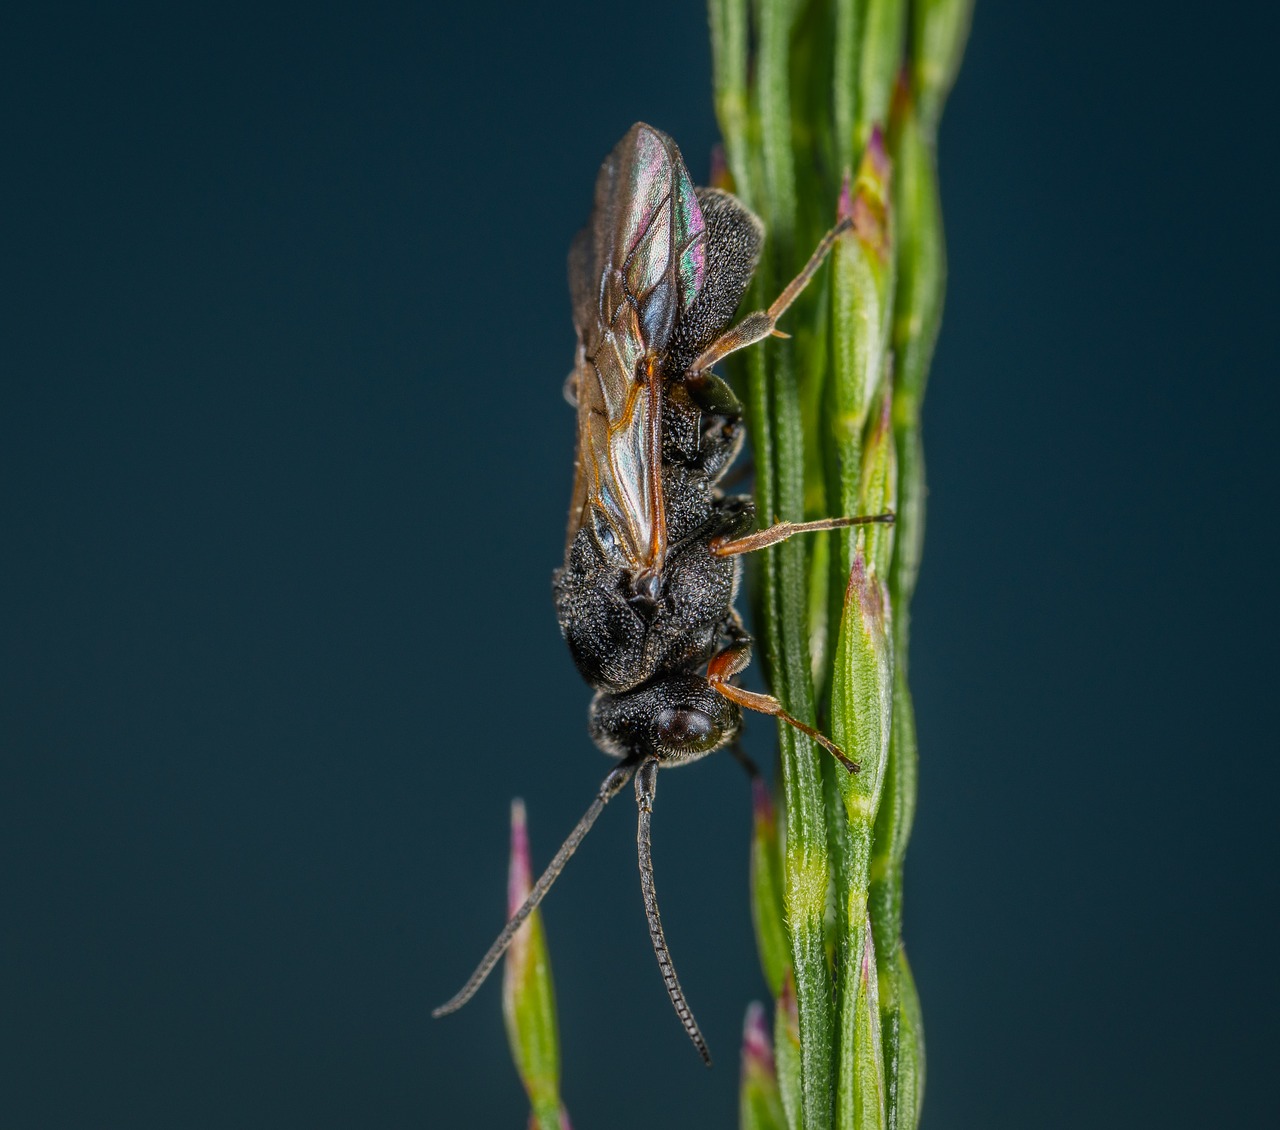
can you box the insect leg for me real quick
[688,217,853,373]
[707,642,860,774]
[710,511,895,557]
[634,756,712,1066]
[432,759,638,1019]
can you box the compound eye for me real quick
[654,705,719,753]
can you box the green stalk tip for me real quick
[775,973,804,1130]
[742,1001,789,1130]
[502,800,567,1130]
[911,0,975,136]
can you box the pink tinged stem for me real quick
[753,777,776,831]
[504,798,534,1004]
[508,798,532,916]
[742,1000,777,1078]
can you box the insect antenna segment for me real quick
[634,757,712,1065]
[432,760,637,1019]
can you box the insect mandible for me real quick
[433,123,892,1064]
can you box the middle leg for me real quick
[688,217,854,374]
[706,639,859,773]
[709,511,895,558]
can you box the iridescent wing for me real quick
[565,123,708,571]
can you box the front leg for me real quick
[688,217,852,374]
[705,638,859,773]
[709,511,895,558]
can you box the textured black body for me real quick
[667,188,765,376]
[553,157,766,766]
[436,126,835,1064]
[553,463,753,698]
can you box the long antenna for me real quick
[634,757,712,1066]
[433,758,637,1018]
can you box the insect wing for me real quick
[566,123,708,567]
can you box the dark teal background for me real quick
[4,3,1277,1127]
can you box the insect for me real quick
[433,123,892,1064]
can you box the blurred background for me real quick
[4,2,1277,1127]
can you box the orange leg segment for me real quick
[689,217,853,374]
[707,642,859,773]
[710,512,895,558]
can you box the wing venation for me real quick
[565,124,708,568]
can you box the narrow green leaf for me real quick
[751,779,792,998]
[832,135,894,451]
[502,800,566,1130]
[755,0,797,257]
[857,387,897,585]
[843,919,887,1130]
[869,666,916,977]
[875,65,951,1130]
[775,974,803,1130]
[754,2,839,1126]
[779,719,836,1130]
[858,0,908,147]
[829,131,894,607]
[911,0,974,136]
[889,90,944,438]
[887,423,925,658]
[807,528,833,691]
[833,0,863,170]
[709,0,756,207]
[836,916,890,1130]
[832,556,893,840]
[801,272,834,693]
[788,0,837,228]
[824,146,895,969]
[869,113,938,1127]
[885,949,925,1130]
[830,558,893,1130]
[742,1001,790,1130]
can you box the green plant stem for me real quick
[709,0,970,1127]
[751,1,840,1127]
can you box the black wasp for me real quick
[434,124,891,1064]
